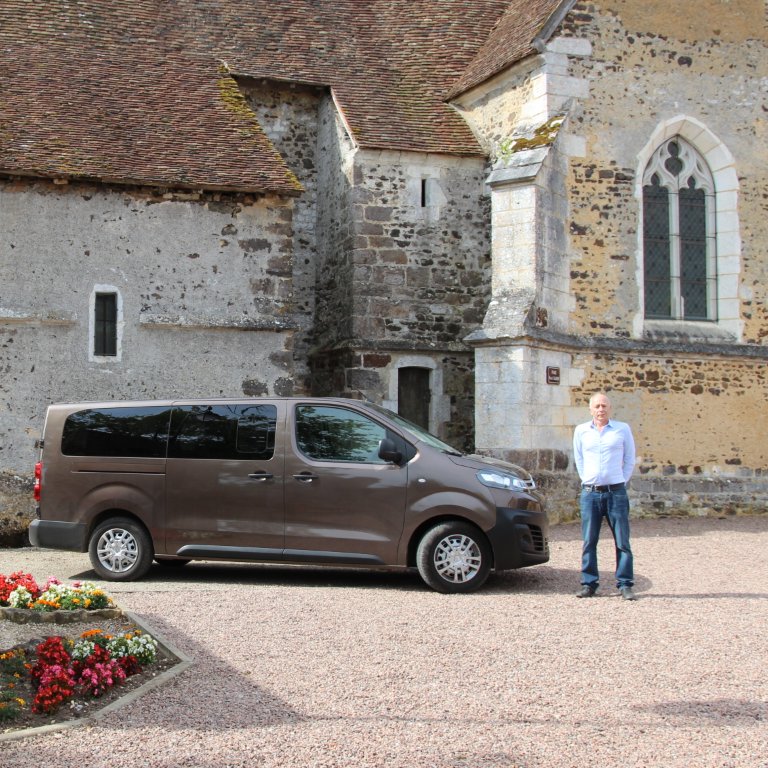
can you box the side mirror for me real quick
[378,438,403,465]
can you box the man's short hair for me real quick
[589,392,611,406]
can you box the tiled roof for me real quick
[0,1,564,194]
[445,0,568,98]
[0,2,303,194]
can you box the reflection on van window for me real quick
[62,407,172,457]
[168,404,276,460]
[295,405,388,463]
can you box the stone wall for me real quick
[311,147,491,442]
[0,180,297,477]
[456,0,768,519]
[452,62,540,156]
[0,472,33,546]
[562,0,768,342]
[313,97,357,354]
[557,0,768,512]
[242,79,326,393]
[347,150,490,348]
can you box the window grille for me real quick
[642,138,717,321]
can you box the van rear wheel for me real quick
[416,522,492,593]
[88,517,154,581]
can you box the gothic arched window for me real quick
[642,137,717,321]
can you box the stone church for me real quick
[1,0,766,530]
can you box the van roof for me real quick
[50,396,376,409]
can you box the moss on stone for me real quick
[496,114,566,163]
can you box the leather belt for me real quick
[582,482,625,493]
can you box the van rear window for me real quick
[61,407,172,457]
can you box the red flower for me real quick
[0,572,41,604]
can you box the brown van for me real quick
[30,398,549,593]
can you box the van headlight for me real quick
[476,469,532,491]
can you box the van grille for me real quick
[528,524,547,553]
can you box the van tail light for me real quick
[33,461,42,503]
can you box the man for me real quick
[573,392,637,600]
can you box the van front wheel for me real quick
[88,518,154,581]
[416,522,491,593]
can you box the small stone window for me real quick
[89,286,122,361]
[642,138,716,321]
[421,177,436,207]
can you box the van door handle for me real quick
[248,472,274,482]
[293,472,318,483]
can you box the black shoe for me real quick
[576,585,597,598]
[620,586,637,601]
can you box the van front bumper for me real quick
[486,506,550,570]
[28,519,88,552]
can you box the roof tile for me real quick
[0,1,563,192]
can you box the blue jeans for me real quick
[580,486,634,589]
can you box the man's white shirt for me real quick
[573,420,635,486]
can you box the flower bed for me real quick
[1,571,113,612]
[1,572,164,730]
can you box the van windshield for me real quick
[366,403,463,455]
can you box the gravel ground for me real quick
[1,515,767,768]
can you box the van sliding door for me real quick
[163,402,285,559]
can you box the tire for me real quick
[88,517,154,581]
[416,522,492,593]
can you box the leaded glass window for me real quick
[642,138,716,321]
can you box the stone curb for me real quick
[1,606,124,624]
[0,610,193,743]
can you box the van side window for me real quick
[295,405,392,463]
[61,407,171,457]
[168,404,276,460]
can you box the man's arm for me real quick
[622,423,636,483]
[573,424,585,481]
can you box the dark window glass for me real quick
[168,404,276,460]
[679,186,708,320]
[236,405,277,456]
[642,138,714,322]
[643,181,671,318]
[62,407,171,457]
[94,293,117,356]
[295,405,393,463]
